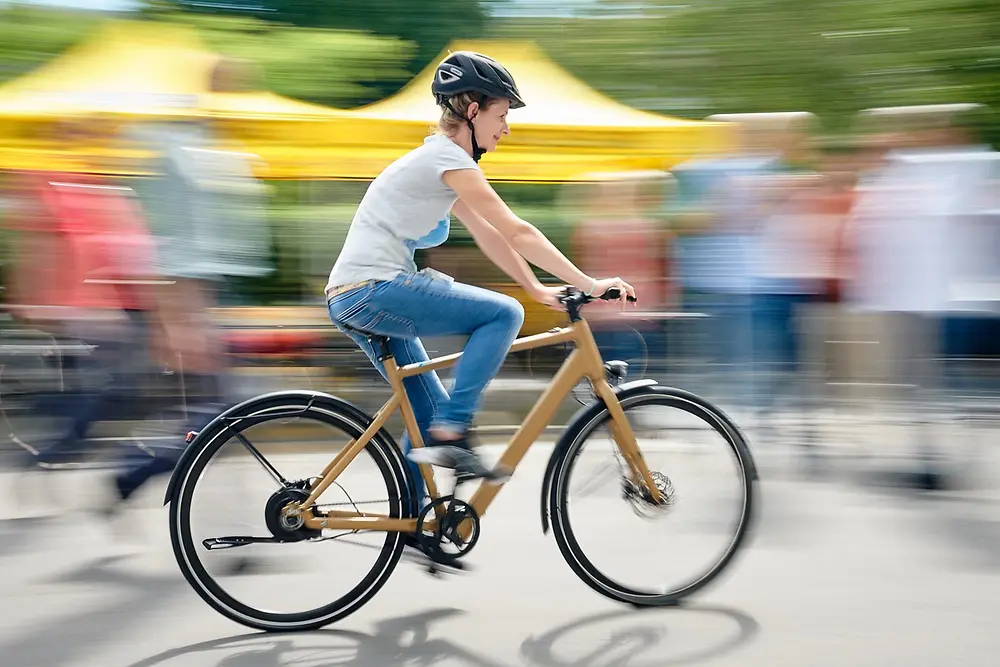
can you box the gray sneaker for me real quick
[407,440,510,484]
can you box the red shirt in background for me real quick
[10,171,156,313]
[572,217,672,329]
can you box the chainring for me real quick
[414,495,481,564]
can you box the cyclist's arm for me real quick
[444,169,594,291]
[451,199,545,297]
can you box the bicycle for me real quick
[165,286,759,632]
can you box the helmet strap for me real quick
[468,118,485,163]
[443,96,487,163]
[469,94,488,163]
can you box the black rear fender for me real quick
[162,390,413,512]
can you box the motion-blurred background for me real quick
[1,3,1000,666]
[1,0,1000,498]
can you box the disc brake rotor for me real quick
[623,471,676,519]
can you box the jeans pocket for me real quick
[345,305,385,332]
[331,302,372,330]
[394,271,438,293]
[370,310,417,338]
[332,292,415,336]
[328,285,372,326]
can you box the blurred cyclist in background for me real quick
[109,58,272,508]
[3,116,165,471]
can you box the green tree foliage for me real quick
[264,1,487,64]
[0,4,415,109]
[492,0,1000,143]
[2,0,998,139]
[165,13,415,107]
[178,0,489,98]
[0,5,101,83]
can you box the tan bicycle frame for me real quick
[296,316,661,534]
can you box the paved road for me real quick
[1,444,999,667]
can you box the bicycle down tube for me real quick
[296,316,661,534]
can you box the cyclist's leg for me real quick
[329,273,523,477]
[112,376,226,502]
[34,318,128,466]
[361,273,524,434]
[335,325,445,514]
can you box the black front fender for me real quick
[539,381,758,535]
[539,379,657,534]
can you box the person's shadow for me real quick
[125,604,759,667]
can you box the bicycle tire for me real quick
[168,391,412,632]
[549,385,758,606]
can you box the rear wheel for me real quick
[168,392,411,632]
[550,386,757,606]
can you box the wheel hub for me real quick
[265,487,321,542]
[623,471,676,519]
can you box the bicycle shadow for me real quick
[124,604,758,667]
[125,608,503,667]
[520,605,759,667]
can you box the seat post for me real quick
[368,335,393,363]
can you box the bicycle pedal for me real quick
[429,560,467,577]
[417,550,468,577]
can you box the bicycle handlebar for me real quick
[558,285,637,322]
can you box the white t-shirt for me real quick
[326,134,480,290]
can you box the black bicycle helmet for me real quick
[432,51,525,162]
[432,51,525,110]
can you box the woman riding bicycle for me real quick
[326,51,636,484]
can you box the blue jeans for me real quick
[34,311,147,466]
[752,293,816,408]
[681,289,756,407]
[327,271,524,505]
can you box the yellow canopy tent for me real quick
[0,21,215,120]
[0,20,353,119]
[307,40,733,182]
[0,20,349,173]
[0,25,731,181]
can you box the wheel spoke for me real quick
[551,388,756,606]
[169,396,408,631]
[230,428,289,487]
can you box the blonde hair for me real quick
[436,92,503,135]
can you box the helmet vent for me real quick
[471,60,494,81]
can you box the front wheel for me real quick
[550,386,757,606]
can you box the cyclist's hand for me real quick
[530,285,566,310]
[590,277,637,309]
